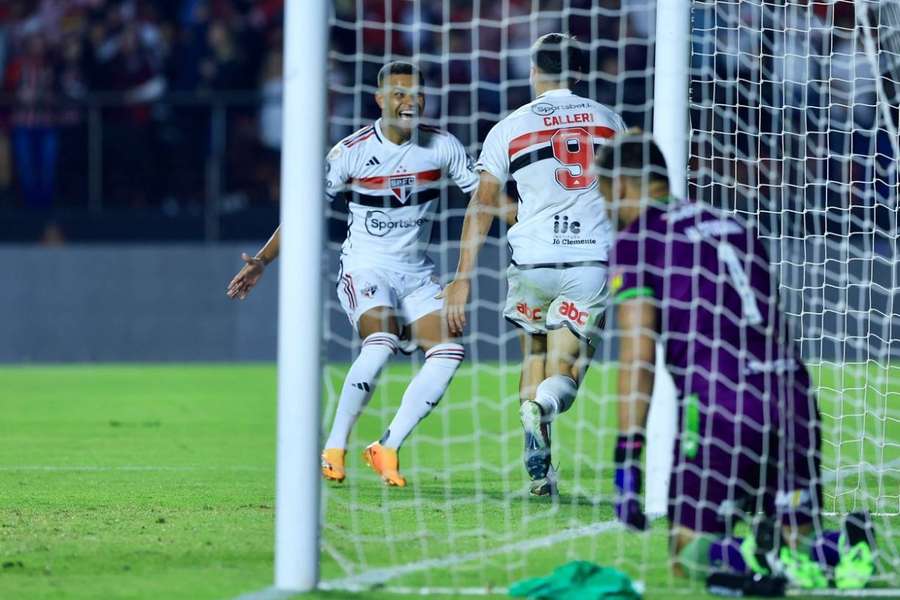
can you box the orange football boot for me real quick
[362,442,406,487]
[321,448,347,483]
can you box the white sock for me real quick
[380,343,465,449]
[324,332,398,449]
[533,375,578,421]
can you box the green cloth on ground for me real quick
[508,560,642,599]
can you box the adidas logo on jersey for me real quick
[365,156,381,166]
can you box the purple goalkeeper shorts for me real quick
[667,421,823,535]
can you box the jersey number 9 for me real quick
[551,128,596,191]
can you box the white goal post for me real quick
[644,0,691,519]
[275,0,327,592]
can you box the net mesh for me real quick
[690,0,899,516]
[317,0,899,594]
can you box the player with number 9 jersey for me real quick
[445,33,626,497]
[476,88,625,270]
[475,78,626,346]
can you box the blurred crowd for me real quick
[0,0,895,240]
[689,0,897,227]
[0,0,284,211]
[329,0,656,144]
[0,0,657,215]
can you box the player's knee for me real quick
[358,308,399,337]
[411,312,452,351]
[545,358,576,381]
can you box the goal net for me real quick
[690,0,899,574]
[314,0,899,595]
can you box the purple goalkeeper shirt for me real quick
[610,198,817,449]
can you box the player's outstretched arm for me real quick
[613,297,657,530]
[441,173,502,336]
[226,225,281,300]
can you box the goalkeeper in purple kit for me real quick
[597,132,876,590]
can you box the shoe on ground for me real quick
[529,465,559,497]
[836,511,876,589]
[521,400,552,480]
[321,448,346,483]
[779,546,827,589]
[362,442,406,487]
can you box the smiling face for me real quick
[375,73,425,133]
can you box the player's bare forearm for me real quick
[454,203,493,278]
[442,174,502,336]
[255,225,281,265]
[616,298,657,435]
[454,173,502,279]
[500,193,518,226]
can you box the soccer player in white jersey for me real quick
[227,61,478,487]
[443,34,626,495]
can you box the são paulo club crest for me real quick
[389,174,416,202]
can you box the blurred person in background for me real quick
[100,19,165,206]
[198,19,247,91]
[258,44,280,153]
[255,37,281,205]
[4,32,60,209]
[0,3,13,204]
[56,32,88,204]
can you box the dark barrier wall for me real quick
[1,244,518,363]
[2,242,898,363]
[3,245,279,362]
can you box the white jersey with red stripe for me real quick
[475,89,626,267]
[326,119,478,274]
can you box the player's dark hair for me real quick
[531,33,585,82]
[377,61,425,88]
[594,132,670,187]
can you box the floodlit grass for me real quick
[0,363,897,599]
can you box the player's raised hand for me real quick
[226,253,266,300]
[439,278,470,337]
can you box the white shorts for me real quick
[336,262,443,331]
[503,264,609,343]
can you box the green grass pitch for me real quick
[1,363,896,599]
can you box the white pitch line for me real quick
[322,520,622,589]
[787,590,900,598]
[230,586,296,600]
[319,582,505,596]
[352,585,900,598]
[0,465,271,472]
